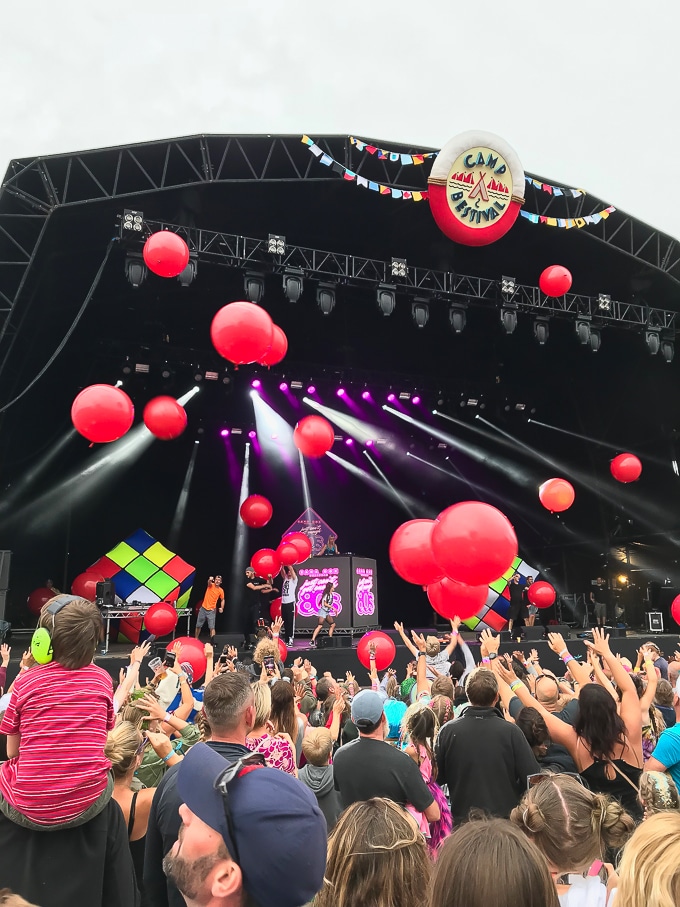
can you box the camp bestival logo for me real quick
[355,567,375,616]
[296,568,342,617]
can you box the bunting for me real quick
[349,135,438,165]
[301,136,429,201]
[520,206,616,228]
[525,177,586,198]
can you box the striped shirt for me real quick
[0,661,115,825]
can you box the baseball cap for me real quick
[177,743,327,907]
[350,689,385,729]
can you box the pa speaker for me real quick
[96,580,116,609]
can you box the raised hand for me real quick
[271,616,284,636]
[394,621,405,635]
[411,630,427,652]
[479,629,500,656]
[135,694,166,721]
[585,627,611,657]
[493,657,517,685]
[450,616,461,632]
[547,632,567,655]
[0,643,10,667]
[228,646,238,659]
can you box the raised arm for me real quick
[637,645,659,713]
[368,641,379,690]
[114,641,151,712]
[203,642,215,686]
[585,628,642,751]
[547,632,591,689]
[588,650,618,702]
[411,631,431,699]
[443,617,462,657]
[394,621,419,658]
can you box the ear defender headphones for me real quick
[31,594,82,665]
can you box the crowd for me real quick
[1,597,680,906]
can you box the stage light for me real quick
[598,293,611,312]
[248,430,256,439]
[673,459,679,476]
[122,357,132,375]
[501,275,516,297]
[365,439,374,446]
[533,316,549,345]
[387,393,396,402]
[576,318,591,345]
[268,234,286,255]
[316,282,336,315]
[412,396,421,405]
[345,438,354,445]
[500,306,517,334]
[589,328,601,352]
[515,403,526,411]
[337,388,346,397]
[279,382,288,391]
[282,269,304,302]
[251,379,261,389]
[307,385,316,394]
[121,209,144,234]
[222,372,231,385]
[161,364,172,379]
[391,257,407,278]
[411,300,429,329]
[115,380,123,388]
[618,574,628,585]
[662,336,675,363]
[220,429,230,437]
[231,428,242,435]
[205,371,219,381]
[177,257,197,287]
[194,370,203,382]
[448,303,467,334]
[398,392,411,401]
[125,254,147,288]
[244,271,265,304]
[376,284,396,316]
[361,390,371,400]
[645,329,661,355]
[135,363,149,374]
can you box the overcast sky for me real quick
[1,1,677,238]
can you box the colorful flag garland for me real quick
[349,136,438,165]
[525,177,585,198]
[520,206,616,229]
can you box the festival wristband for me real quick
[562,654,574,664]
[510,680,523,692]
[558,649,569,658]
[162,751,175,762]
[644,660,654,669]
[482,657,490,665]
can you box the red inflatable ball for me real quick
[259,325,288,367]
[277,637,288,662]
[145,602,179,637]
[389,519,444,586]
[240,495,273,529]
[538,478,575,513]
[27,587,55,617]
[269,597,282,620]
[431,501,518,587]
[171,636,208,682]
[427,577,488,621]
[250,548,281,579]
[293,415,335,458]
[71,384,134,444]
[539,265,572,297]
[671,594,680,627]
[610,453,642,484]
[281,532,312,563]
[71,571,104,601]
[357,630,396,672]
[276,541,299,567]
[527,580,556,609]
[210,301,274,366]
[143,396,187,441]
[142,231,190,278]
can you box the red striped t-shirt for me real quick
[0,661,115,825]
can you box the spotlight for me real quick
[222,373,232,385]
[412,396,421,405]
[135,363,150,374]
[387,393,396,402]
[361,390,371,400]
[576,318,591,345]
[316,282,336,315]
[121,209,144,236]
[125,254,147,288]
[267,234,286,255]
[282,269,304,302]
[204,371,219,381]
[500,306,517,334]
[661,335,675,363]
[251,379,261,389]
[365,439,374,446]
[345,438,354,446]
[336,388,346,397]
[115,379,123,388]
[598,293,611,312]
[279,382,288,391]
[231,428,242,435]
[177,256,197,287]
[244,271,265,304]
[307,385,316,394]
[290,380,303,390]
[248,431,257,439]
[411,300,429,329]
[533,316,549,345]
[448,303,467,334]
[220,429,230,437]
[122,357,132,375]
[376,284,396,316]
[391,257,407,279]
[589,328,602,352]
[501,275,516,297]
[161,364,172,379]
[398,392,411,401]
[645,329,661,355]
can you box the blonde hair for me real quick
[252,681,272,728]
[253,637,279,666]
[639,770,680,816]
[400,700,429,741]
[302,727,333,766]
[104,721,143,779]
[314,798,430,907]
[510,774,633,873]
[118,688,160,729]
[615,812,680,907]
[425,636,441,658]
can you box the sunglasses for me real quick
[213,753,266,864]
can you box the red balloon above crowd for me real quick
[143,396,187,440]
[240,495,273,528]
[538,478,575,513]
[250,548,280,578]
[527,580,556,609]
[71,384,134,444]
[610,453,642,483]
[389,520,445,586]
[144,602,179,636]
[142,231,190,278]
[281,532,313,563]
[210,301,275,366]
[259,325,288,367]
[293,415,335,458]
[357,630,396,671]
[539,264,572,297]
[431,501,518,587]
[426,577,488,621]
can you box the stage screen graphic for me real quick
[351,557,378,628]
[283,508,338,557]
[294,557,351,629]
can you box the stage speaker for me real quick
[645,612,664,633]
[317,635,351,648]
[608,626,627,638]
[96,579,116,609]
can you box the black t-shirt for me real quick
[333,737,434,812]
[245,576,267,610]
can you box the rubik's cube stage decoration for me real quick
[88,529,195,642]
[462,556,538,633]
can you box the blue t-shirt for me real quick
[651,723,680,789]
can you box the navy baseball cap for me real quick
[177,743,327,907]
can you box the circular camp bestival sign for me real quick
[428,130,525,246]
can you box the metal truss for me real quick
[293,625,380,637]
[137,217,679,332]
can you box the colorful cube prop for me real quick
[461,556,538,632]
[88,529,195,642]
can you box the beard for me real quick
[163,851,222,904]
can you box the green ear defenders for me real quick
[31,594,82,665]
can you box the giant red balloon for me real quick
[539,478,575,513]
[539,265,572,297]
[277,637,288,662]
[281,532,312,563]
[251,548,280,578]
[527,581,556,609]
[172,636,207,682]
[276,542,299,567]
[389,519,445,586]
[145,602,179,636]
[269,597,282,620]
[293,415,335,458]
[427,577,488,621]
[71,571,104,601]
[71,384,134,444]
[210,301,274,366]
[610,453,642,484]
[143,396,187,441]
[431,502,518,587]
[671,595,680,627]
[240,495,273,528]
[143,231,190,278]
[259,325,288,367]
[357,630,396,672]
[27,587,55,617]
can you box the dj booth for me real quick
[100,603,191,654]
[292,555,379,636]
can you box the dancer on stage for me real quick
[243,567,273,650]
[194,575,224,641]
[310,581,337,647]
[507,573,526,638]
[280,565,298,647]
[319,534,340,556]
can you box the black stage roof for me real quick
[0,133,679,627]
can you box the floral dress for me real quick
[246,732,296,774]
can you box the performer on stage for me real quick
[280,565,298,647]
[319,534,340,556]
[310,581,336,647]
[524,575,538,627]
[590,576,608,628]
[243,567,272,650]
[195,575,224,640]
[507,573,526,637]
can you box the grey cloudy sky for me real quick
[1,1,677,238]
